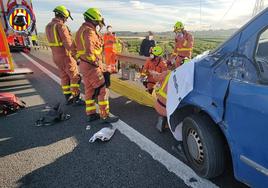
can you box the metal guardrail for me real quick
[31,41,49,50]
[33,40,147,66]
[116,53,147,66]
[30,41,154,107]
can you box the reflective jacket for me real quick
[75,22,104,67]
[45,18,76,57]
[173,30,194,58]
[153,71,171,117]
[142,57,167,84]
[103,32,116,53]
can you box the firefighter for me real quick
[150,69,169,131]
[154,21,194,132]
[103,25,117,73]
[141,46,167,94]
[168,21,194,68]
[45,5,82,105]
[75,8,119,123]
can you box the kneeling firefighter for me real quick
[141,46,167,94]
[75,8,119,123]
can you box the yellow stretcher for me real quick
[110,75,155,107]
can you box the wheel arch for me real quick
[169,104,234,171]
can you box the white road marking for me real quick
[21,52,218,188]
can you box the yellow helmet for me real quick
[151,46,163,56]
[84,8,104,22]
[53,5,73,20]
[174,21,184,32]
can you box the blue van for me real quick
[168,8,268,188]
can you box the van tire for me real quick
[182,114,226,178]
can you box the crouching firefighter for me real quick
[75,8,119,123]
[141,46,167,94]
[46,6,82,105]
[153,70,171,132]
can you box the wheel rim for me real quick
[187,128,204,164]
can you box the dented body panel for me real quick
[168,8,268,187]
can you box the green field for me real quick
[122,37,225,57]
[37,33,225,57]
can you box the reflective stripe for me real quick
[182,58,191,64]
[76,51,84,59]
[177,48,192,52]
[48,24,63,47]
[86,100,95,105]
[157,72,171,99]
[76,29,102,60]
[158,90,167,99]
[86,106,97,112]
[62,85,70,89]
[98,101,109,106]
[94,48,102,55]
[86,55,96,62]
[63,91,72,94]
[70,84,80,88]
[76,29,86,59]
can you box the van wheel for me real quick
[182,114,226,178]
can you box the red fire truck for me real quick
[0,0,36,52]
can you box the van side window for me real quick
[255,29,268,84]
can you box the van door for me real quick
[225,29,268,188]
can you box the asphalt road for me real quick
[0,50,248,188]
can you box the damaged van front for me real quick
[167,8,268,188]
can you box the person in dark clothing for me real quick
[139,31,156,57]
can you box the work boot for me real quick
[68,94,84,106]
[100,115,119,123]
[155,116,167,132]
[87,113,100,122]
[72,94,85,106]
[65,94,73,105]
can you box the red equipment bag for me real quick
[0,92,26,116]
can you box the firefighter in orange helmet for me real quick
[45,6,82,105]
[75,8,119,123]
[167,21,194,68]
[103,25,117,73]
[141,46,167,94]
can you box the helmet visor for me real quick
[100,18,105,26]
[68,10,73,20]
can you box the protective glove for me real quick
[140,75,148,83]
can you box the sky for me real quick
[32,0,264,32]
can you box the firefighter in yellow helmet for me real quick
[45,6,82,105]
[75,8,119,123]
[141,46,167,94]
[167,21,194,68]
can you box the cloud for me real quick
[34,0,265,32]
[130,1,145,10]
